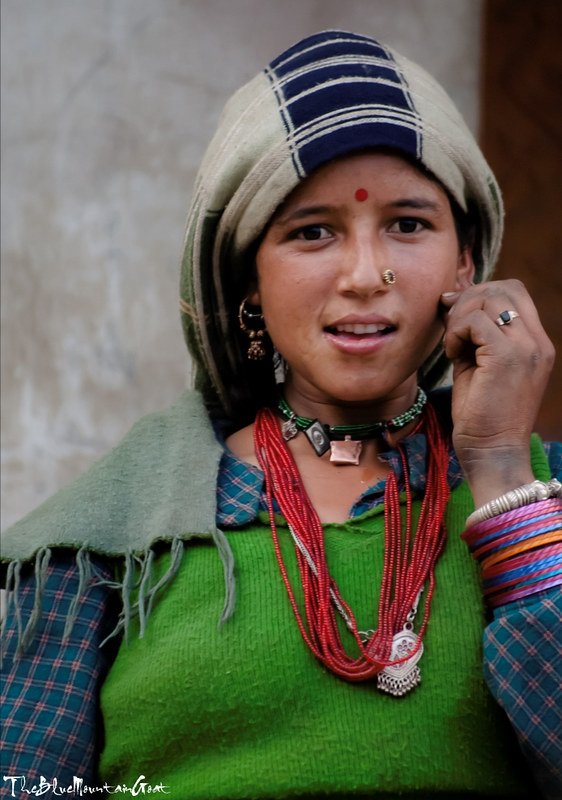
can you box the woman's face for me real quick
[251,152,474,413]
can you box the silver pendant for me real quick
[304,420,330,456]
[377,628,423,697]
[281,417,298,441]
[329,437,362,465]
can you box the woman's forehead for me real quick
[270,151,448,218]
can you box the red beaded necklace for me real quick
[253,402,451,691]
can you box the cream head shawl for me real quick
[180,30,503,421]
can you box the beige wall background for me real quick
[1,0,482,528]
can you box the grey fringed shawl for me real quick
[1,391,235,649]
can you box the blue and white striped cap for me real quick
[180,30,503,416]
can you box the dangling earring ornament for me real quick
[382,269,396,286]
[239,299,267,360]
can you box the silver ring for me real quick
[495,310,520,327]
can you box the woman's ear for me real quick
[246,279,261,307]
[455,247,476,290]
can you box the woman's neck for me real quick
[281,379,421,429]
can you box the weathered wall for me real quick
[1,0,482,527]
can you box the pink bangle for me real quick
[484,542,562,577]
[485,566,561,598]
[471,515,561,560]
[486,575,562,608]
[462,498,561,546]
[480,531,562,570]
[463,497,562,608]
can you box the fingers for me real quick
[441,280,555,482]
[441,279,555,373]
[441,279,541,332]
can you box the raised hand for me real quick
[441,280,555,506]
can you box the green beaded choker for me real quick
[277,387,427,458]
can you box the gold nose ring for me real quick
[382,269,396,286]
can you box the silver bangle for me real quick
[466,478,562,527]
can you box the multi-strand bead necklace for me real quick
[254,400,451,695]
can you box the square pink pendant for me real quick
[329,437,362,465]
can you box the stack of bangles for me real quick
[463,479,562,608]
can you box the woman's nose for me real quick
[336,236,390,298]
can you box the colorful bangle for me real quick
[483,542,562,578]
[468,507,561,560]
[484,574,562,607]
[463,498,561,548]
[483,546,562,588]
[466,478,561,527]
[480,530,561,570]
[463,498,562,608]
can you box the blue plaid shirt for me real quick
[2,432,561,796]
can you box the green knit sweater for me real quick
[99,481,536,799]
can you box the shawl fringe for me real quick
[1,531,236,659]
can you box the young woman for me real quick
[2,30,561,799]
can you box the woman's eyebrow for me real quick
[390,197,442,211]
[272,205,336,225]
[272,197,443,226]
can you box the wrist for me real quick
[457,446,534,508]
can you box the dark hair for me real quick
[450,196,478,255]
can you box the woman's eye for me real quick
[294,225,330,241]
[391,218,425,234]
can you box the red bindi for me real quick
[354,188,368,202]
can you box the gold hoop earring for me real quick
[239,299,267,360]
[382,269,396,286]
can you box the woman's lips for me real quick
[323,320,396,354]
[330,322,392,335]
